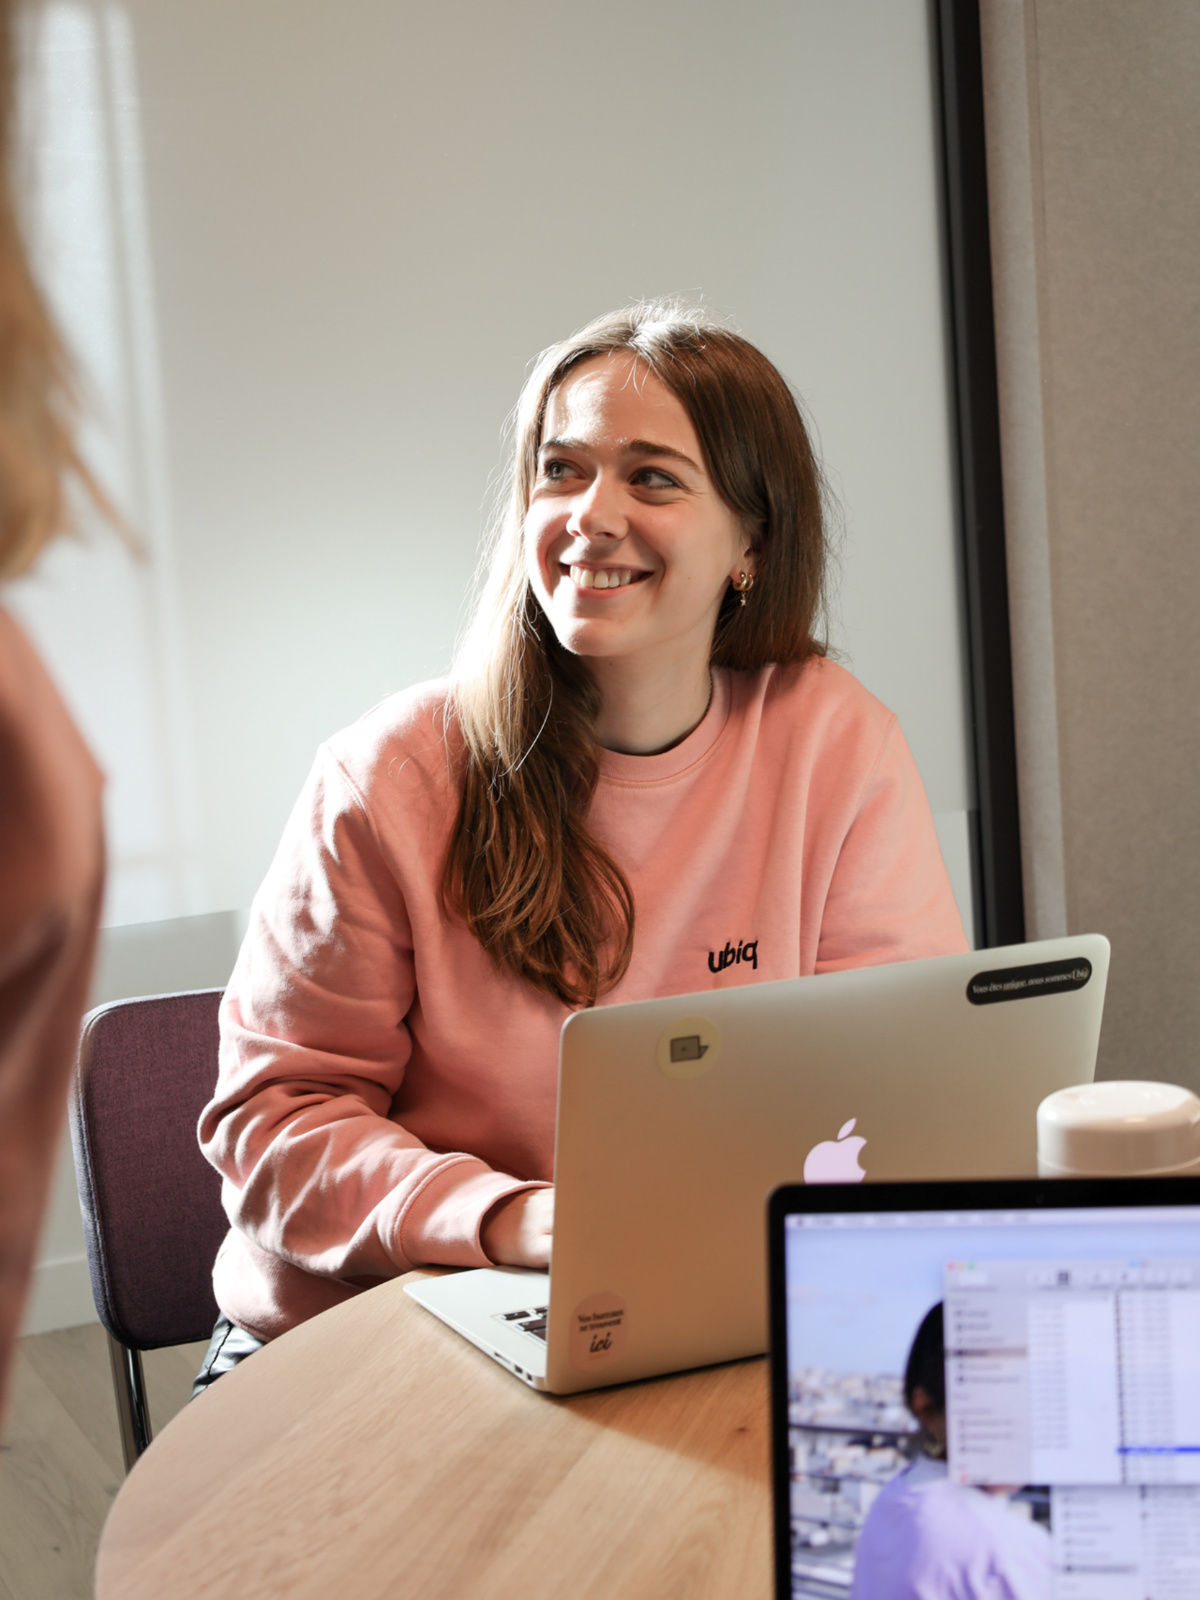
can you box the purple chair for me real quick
[69,989,228,1470]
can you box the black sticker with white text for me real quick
[966,958,1092,1005]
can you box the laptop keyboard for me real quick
[495,1304,549,1342]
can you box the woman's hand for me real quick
[480,1187,554,1269]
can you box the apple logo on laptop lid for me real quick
[803,1118,867,1183]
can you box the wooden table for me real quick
[96,1273,773,1599]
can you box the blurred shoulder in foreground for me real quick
[0,0,116,1420]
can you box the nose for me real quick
[565,470,627,541]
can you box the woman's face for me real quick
[524,353,752,671]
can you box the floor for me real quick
[0,1325,209,1600]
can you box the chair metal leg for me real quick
[106,1330,152,1472]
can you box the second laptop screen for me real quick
[782,1204,1200,1600]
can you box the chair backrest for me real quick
[70,990,228,1349]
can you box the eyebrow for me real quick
[540,435,702,475]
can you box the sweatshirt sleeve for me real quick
[814,718,970,971]
[197,747,543,1285]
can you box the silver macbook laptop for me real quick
[406,934,1109,1395]
[768,1175,1200,1599]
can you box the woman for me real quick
[197,304,966,1378]
[850,1305,1051,1599]
[0,1,107,1419]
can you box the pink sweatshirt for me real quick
[201,659,967,1339]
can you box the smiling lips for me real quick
[567,564,648,591]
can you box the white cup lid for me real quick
[1037,1081,1200,1176]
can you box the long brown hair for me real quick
[0,2,108,582]
[446,302,829,1007]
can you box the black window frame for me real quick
[935,0,1025,948]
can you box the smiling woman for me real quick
[528,355,750,685]
[196,302,967,1373]
[449,306,829,1013]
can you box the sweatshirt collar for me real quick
[596,668,732,785]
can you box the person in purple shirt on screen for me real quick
[849,1305,1051,1600]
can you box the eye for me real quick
[539,456,578,484]
[632,466,680,490]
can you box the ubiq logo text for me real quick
[708,937,758,975]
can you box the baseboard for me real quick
[21,1253,98,1336]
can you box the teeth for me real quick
[570,565,637,590]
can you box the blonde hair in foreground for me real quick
[446,301,829,1008]
[0,1,102,582]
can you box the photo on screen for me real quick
[782,1208,1200,1600]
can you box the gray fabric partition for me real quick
[981,0,1200,1089]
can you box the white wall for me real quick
[11,0,975,1330]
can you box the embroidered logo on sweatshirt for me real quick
[708,937,758,974]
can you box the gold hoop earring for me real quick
[733,571,755,608]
